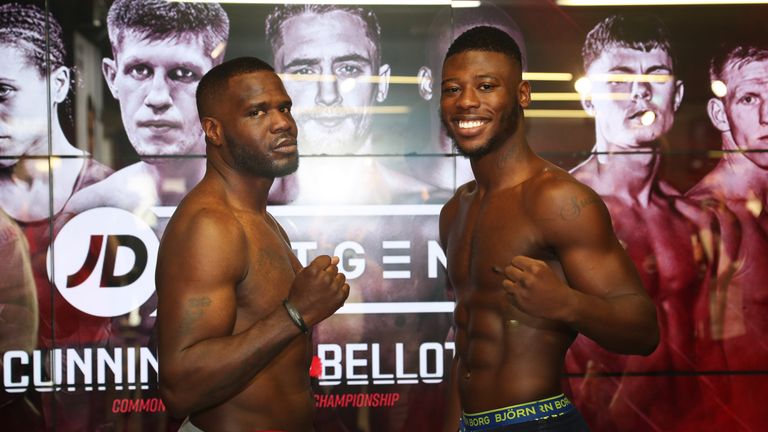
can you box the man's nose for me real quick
[271,110,296,134]
[315,75,342,106]
[144,74,173,112]
[760,98,768,125]
[630,79,652,101]
[457,88,480,110]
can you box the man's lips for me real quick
[273,136,298,153]
[452,117,490,136]
[137,120,181,130]
[627,106,652,120]
[308,116,345,128]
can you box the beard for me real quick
[227,132,299,178]
[441,99,521,159]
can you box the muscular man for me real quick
[157,57,350,431]
[568,15,724,430]
[687,41,768,427]
[439,26,658,432]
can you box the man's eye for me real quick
[738,94,759,105]
[294,67,318,75]
[248,110,266,117]
[169,68,198,83]
[442,86,460,94]
[336,64,363,78]
[128,65,152,80]
[479,83,494,91]
[0,84,14,99]
[280,106,292,113]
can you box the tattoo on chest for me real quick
[560,196,600,221]
[180,296,212,333]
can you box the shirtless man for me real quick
[438,26,659,432]
[687,41,768,428]
[157,57,350,431]
[567,15,725,430]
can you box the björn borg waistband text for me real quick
[460,394,574,431]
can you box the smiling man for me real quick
[438,26,658,432]
[566,15,725,431]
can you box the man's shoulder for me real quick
[441,181,476,213]
[687,165,733,201]
[526,166,594,203]
[163,198,244,253]
[78,158,114,188]
[523,168,608,228]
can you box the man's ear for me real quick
[376,63,390,103]
[581,91,595,117]
[201,117,223,147]
[50,66,71,104]
[417,66,433,101]
[518,80,531,109]
[673,79,684,112]
[102,57,119,99]
[707,97,730,133]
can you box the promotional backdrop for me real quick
[1,1,767,431]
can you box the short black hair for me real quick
[196,57,275,120]
[444,26,523,70]
[582,14,674,73]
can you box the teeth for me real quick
[458,120,485,129]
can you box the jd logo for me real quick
[47,208,158,317]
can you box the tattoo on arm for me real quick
[559,196,601,221]
[180,296,212,334]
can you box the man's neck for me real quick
[470,131,541,193]
[206,160,274,213]
[578,142,661,207]
[715,153,768,201]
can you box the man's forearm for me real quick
[564,290,659,355]
[160,305,304,416]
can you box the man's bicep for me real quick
[560,238,644,299]
[157,215,244,353]
[537,186,644,299]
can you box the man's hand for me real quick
[494,256,576,321]
[287,255,350,327]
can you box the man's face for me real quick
[720,58,768,168]
[584,46,683,149]
[217,71,298,178]
[440,50,527,158]
[273,10,389,155]
[0,45,49,167]
[103,31,214,158]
